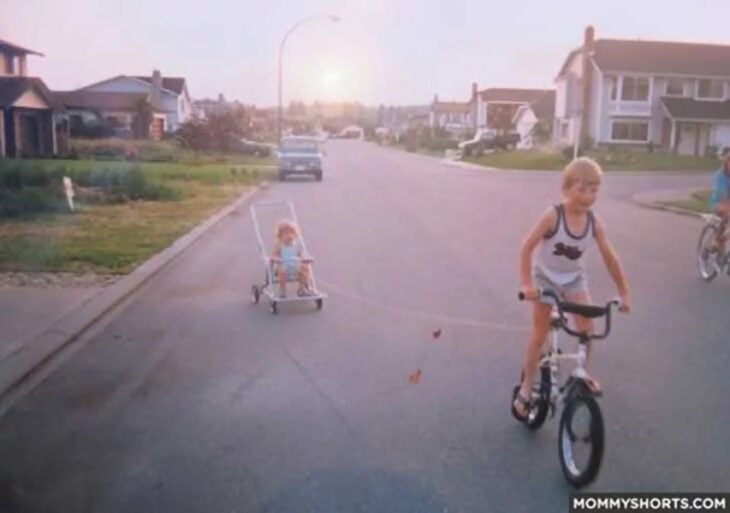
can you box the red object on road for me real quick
[408,369,422,384]
[432,329,442,340]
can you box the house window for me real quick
[620,76,650,101]
[697,79,724,99]
[666,78,685,97]
[611,120,649,141]
[607,76,618,101]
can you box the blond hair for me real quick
[562,157,603,190]
[275,219,299,239]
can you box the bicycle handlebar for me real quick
[518,289,620,341]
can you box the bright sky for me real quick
[2,0,728,107]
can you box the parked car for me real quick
[239,138,276,157]
[276,136,324,181]
[458,129,520,156]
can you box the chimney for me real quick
[18,55,27,76]
[471,82,478,100]
[580,26,595,146]
[151,69,162,107]
[434,94,439,104]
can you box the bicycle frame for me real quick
[534,310,591,413]
[524,289,619,414]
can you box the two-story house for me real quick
[0,38,68,158]
[429,94,473,137]
[61,70,193,135]
[554,26,730,156]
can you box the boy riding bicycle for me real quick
[512,157,632,422]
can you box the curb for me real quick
[631,197,703,219]
[630,188,707,219]
[0,183,267,411]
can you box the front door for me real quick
[19,113,41,157]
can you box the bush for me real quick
[0,188,65,218]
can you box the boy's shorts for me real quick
[533,268,589,305]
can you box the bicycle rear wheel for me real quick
[558,391,604,488]
[518,366,550,430]
[697,224,719,282]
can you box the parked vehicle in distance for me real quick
[239,138,276,157]
[276,136,324,181]
[458,129,521,156]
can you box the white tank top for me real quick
[535,204,596,285]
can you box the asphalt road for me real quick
[0,141,728,513]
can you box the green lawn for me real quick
[0,160,274,273]
[464,150,721,172]
[660,189,712,214]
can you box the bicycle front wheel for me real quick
[558,393,605,488]
[697,224,719,282]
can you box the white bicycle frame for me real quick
[533,309,591,409]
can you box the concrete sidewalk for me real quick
[0,185,265,413]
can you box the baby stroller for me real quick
[249,198,326,314]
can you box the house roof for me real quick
[54,90,172,113]
[661,97,730,121]
[0,38,44,57]
[558,39,730,78]
[0,76,63,110]
[133,76,187,95]
[432,101,471,114]
[479,88,553,103]
[77,75,187,96]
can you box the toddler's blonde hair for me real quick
[562,157,603,190]
[276,219,299,239]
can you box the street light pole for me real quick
[277,14,339,143]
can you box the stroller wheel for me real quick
[270,301,278,315]
[251,285,260,304]
[315,298,323,310]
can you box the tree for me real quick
[176,118,210,151]
[487,103,520,133]
[132,98,154,139]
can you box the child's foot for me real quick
[583,375,602,396]
[297,286,315,297]
[511,386,532,423]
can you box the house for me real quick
[54,89,171,140]
[554,26,730,156]
[471,83,554,133]
[0,38,68,158]
[72,70,193,133]
[512,91,556,149]
[193,93,246,120]
[429,94,473,137]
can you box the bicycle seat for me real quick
[558,301,608,319]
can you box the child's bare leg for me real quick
[564,290,599,393]
[514,302,553,415]
[277,267,287,296]
[298,263,311,291]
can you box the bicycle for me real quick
[697,214,730,281]
[513,289,621,488]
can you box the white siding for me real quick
[714,124,730,151]
[516,108,537,149]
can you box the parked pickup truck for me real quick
[458,129,520,157]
